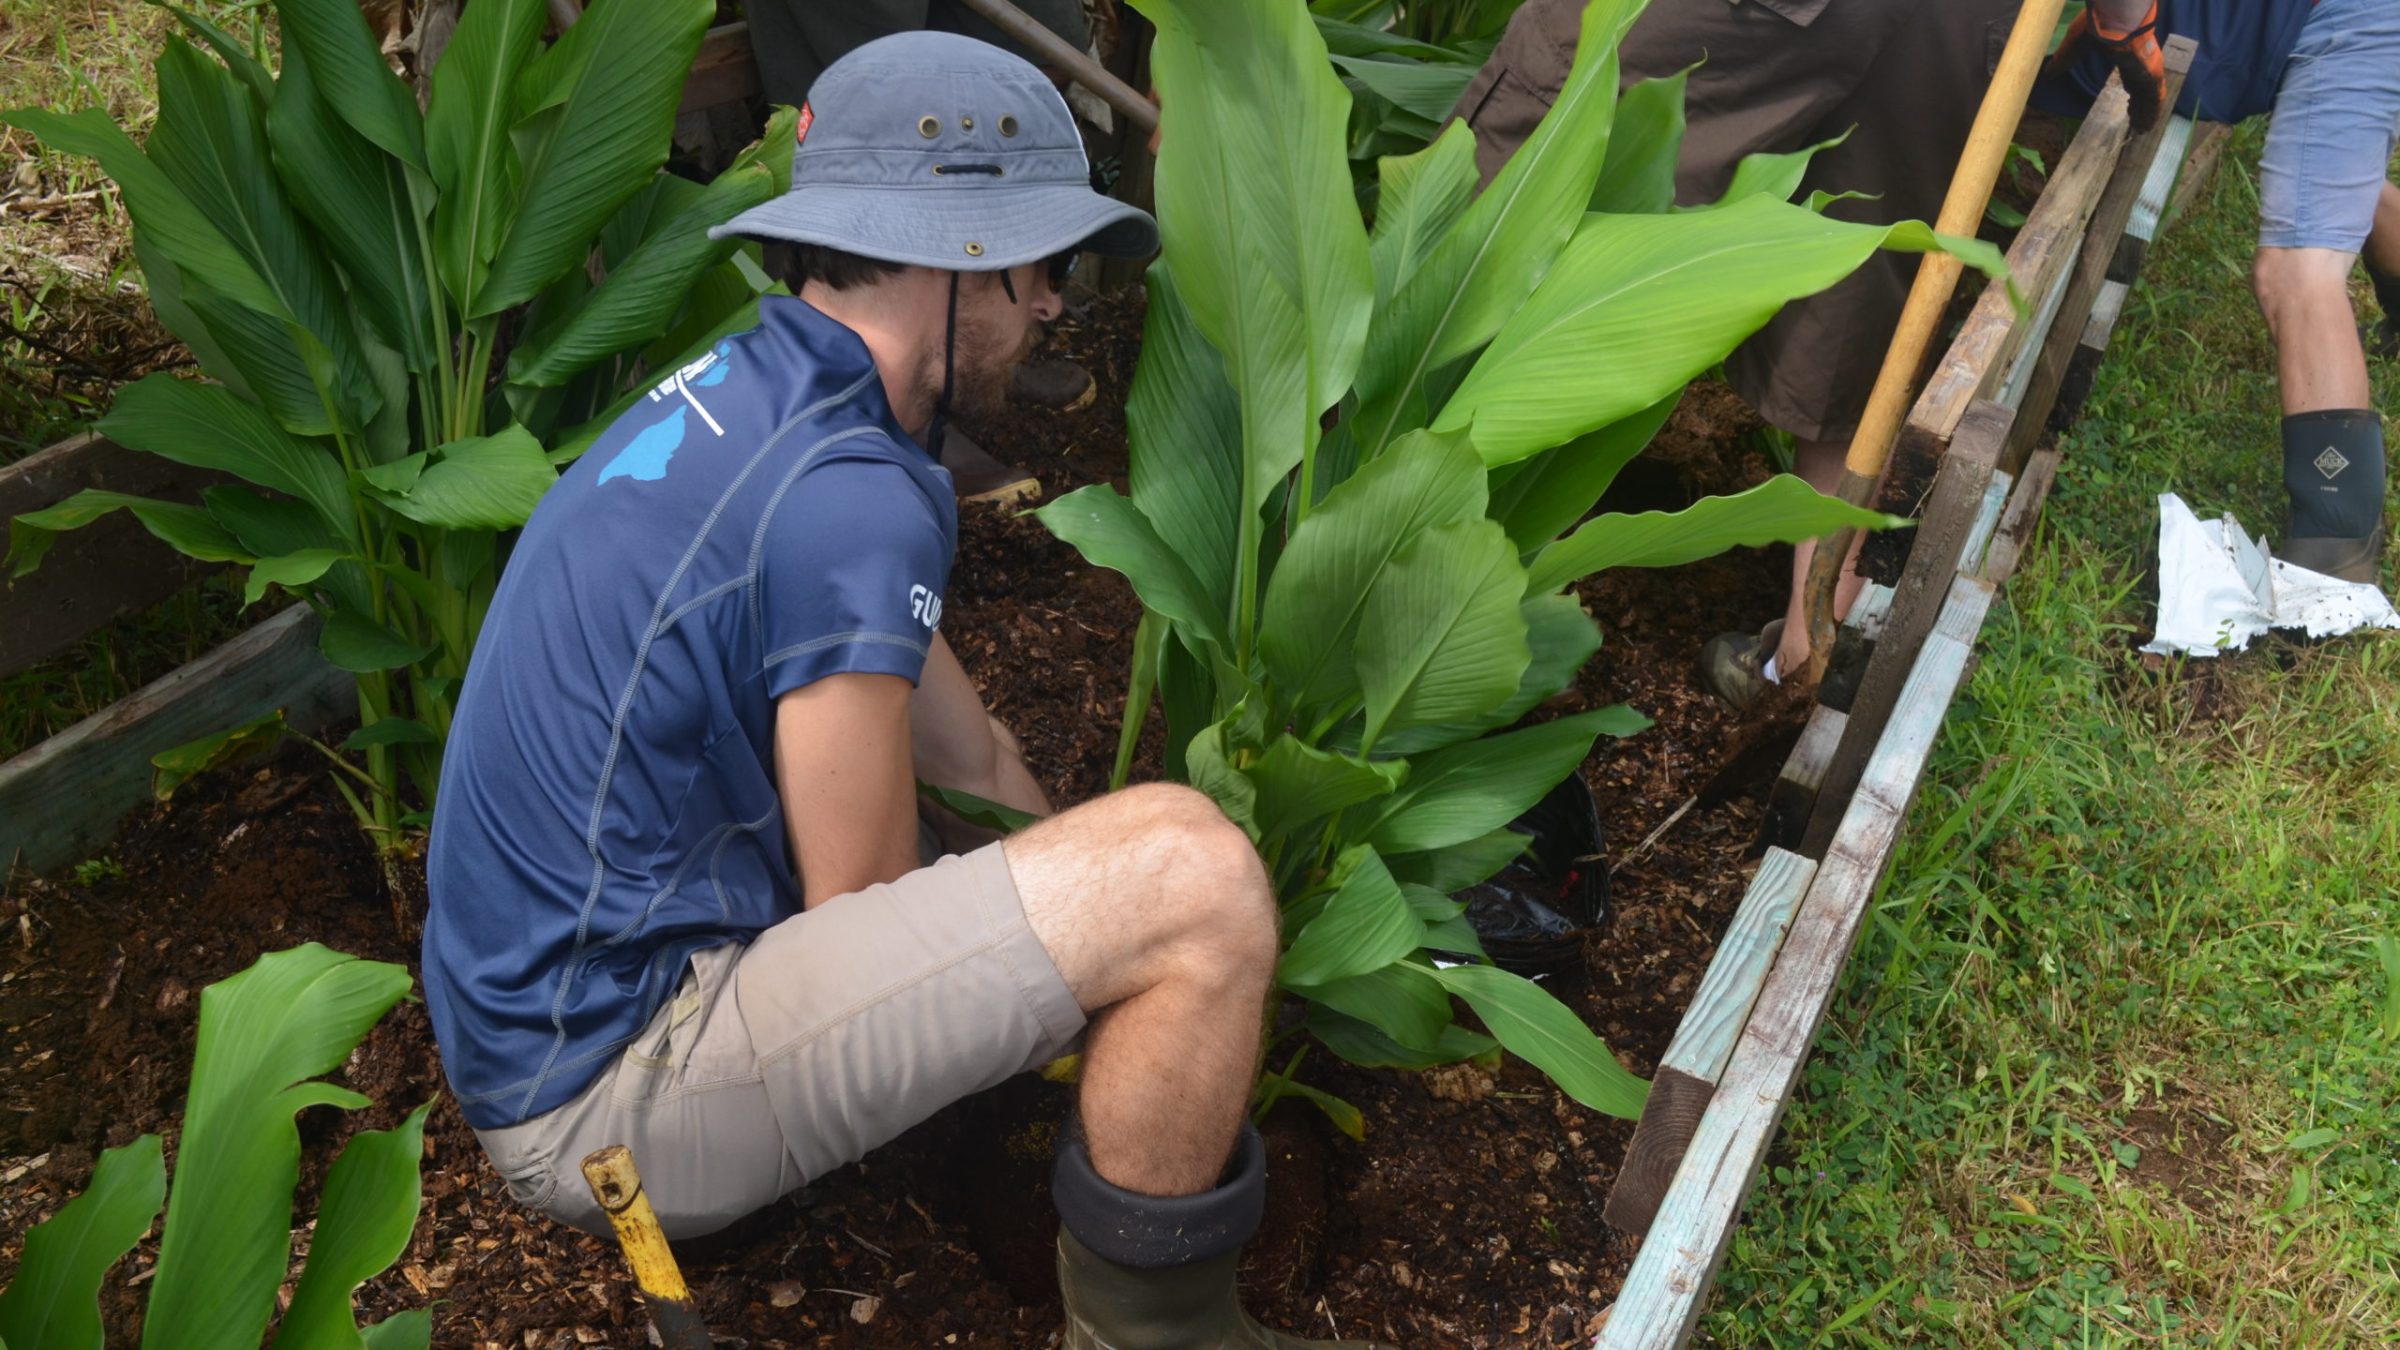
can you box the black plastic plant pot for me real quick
[1451,774,1609,976]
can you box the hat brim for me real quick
[708,182,1158,271]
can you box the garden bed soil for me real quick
[1,285,1816,1348]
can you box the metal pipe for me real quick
[950,0,1160,135]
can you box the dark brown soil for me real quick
[0,286,1814,1348]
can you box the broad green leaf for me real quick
[342,719,439,752]
[507,163,776,387]
[1367,121,1477,309]
[1363,711,1611,854]
[0,1135,165,1350]
[1486,393,1678,553]
[727,102,802,197]
[1255,1073,1366,1140]
[1437,198,2007,462]
[1182,722,1258,838]
[1428,962,1649,1118]
[243,548,346,606]
[919,782,1038,835]
[7,490,248,577]
[1245,737,1406,840]
[1297,962,1450,1050]
[1328,54,1476,123]
[0,107,282,316]
[1701,131,1850,211]
[319,609,437,673]
[1138,0,1374,653]
[155,712,286,802]
[175,289,344,439]
[1385,827,1529,893]
[360,1312,434,1350]
[366,426,556,531]
[475,0,715,316]
[149,39,378,433]
[1121,267,1243,644]
[166,6,274,105]
[1309,1007,1495,1071]
[100,374,354,541]
[424,0,545,306]
[271,1103,432,1350]
[273,0,427,169]
[596,170,713,273]
[1280,848,1425,987]
[1311,16,1469,62]
[267,37,438,368]
[1588,68,1687,214]
[1260,429,1486,718]
[1371,591,1606,756]
[143,945,414,1350]
[1035,485,1230,652]
[1348,0,1642,460]
[1528,474,1904,593]
[203,485,375,617]
[133,230,255,403]
[1356,518,1529,748]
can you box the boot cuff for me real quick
[1052,1123,1265,1269]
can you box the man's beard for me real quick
[941,294,1037,421]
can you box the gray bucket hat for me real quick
[710,30,1158,271]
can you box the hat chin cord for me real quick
[926,270,961,460]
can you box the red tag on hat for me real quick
[795,101,814,146]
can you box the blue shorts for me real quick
[2258,0,2400,253]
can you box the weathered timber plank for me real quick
[1660,848,1819,1081]
[0,434,222,678]
[0,605,352,876]
[1979,449,2063,585]
[1604,849,1819,1236]
[678,22,760,118]
[2161,118,2231,233]
[1759,705,1847,855]
[1961,472,2015,580]
[1910,84,2131,445]
[1804,402,2011,857]
[2006,46,2197,470]
[1597,579,1995,1350]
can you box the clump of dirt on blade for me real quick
[3,285,1829,1348]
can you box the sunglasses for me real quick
[1045,249,1081,287]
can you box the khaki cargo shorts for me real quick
[473,841,1086,1239]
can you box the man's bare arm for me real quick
[911,632,1052,818]
[774,672,921,908]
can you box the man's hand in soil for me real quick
[911,633,1052,853]
[2066,0,2168,132]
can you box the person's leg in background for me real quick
[2251,0,2400,583]
[2363,180,2400,359]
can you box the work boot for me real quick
[940,426,1042,507]
[1698,619,1785,711]
[2278,409,2386,585]
[1009,358,1097,411]
[1053,1126,1397,1349]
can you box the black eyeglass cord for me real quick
[927,270,959,461]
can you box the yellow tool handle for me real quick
[582,1145,714,1350]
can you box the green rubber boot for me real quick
[1054,1126,1398,1349]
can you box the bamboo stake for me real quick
[1800,0,2068,680]
[581,1146,714,1350]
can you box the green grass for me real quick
[1702,128,2400,1347]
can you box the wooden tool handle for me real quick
[581,1146,715,1350]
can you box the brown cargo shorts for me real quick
[473,841,1086,1239]
[1452,0,2020,443]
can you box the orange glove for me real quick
[2055,2,2168,134]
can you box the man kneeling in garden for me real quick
[422,33,1388,1349]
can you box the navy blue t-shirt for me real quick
[424,297,955,1130]
[2035,1,2318,126]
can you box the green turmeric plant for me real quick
[2,0,789,850]
[0,945,426,1350]
[1038,0,2003,1122]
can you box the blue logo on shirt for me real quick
[597,341,737,486]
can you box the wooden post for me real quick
[1804,402,2012,858]
[581,1147,713,1350]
